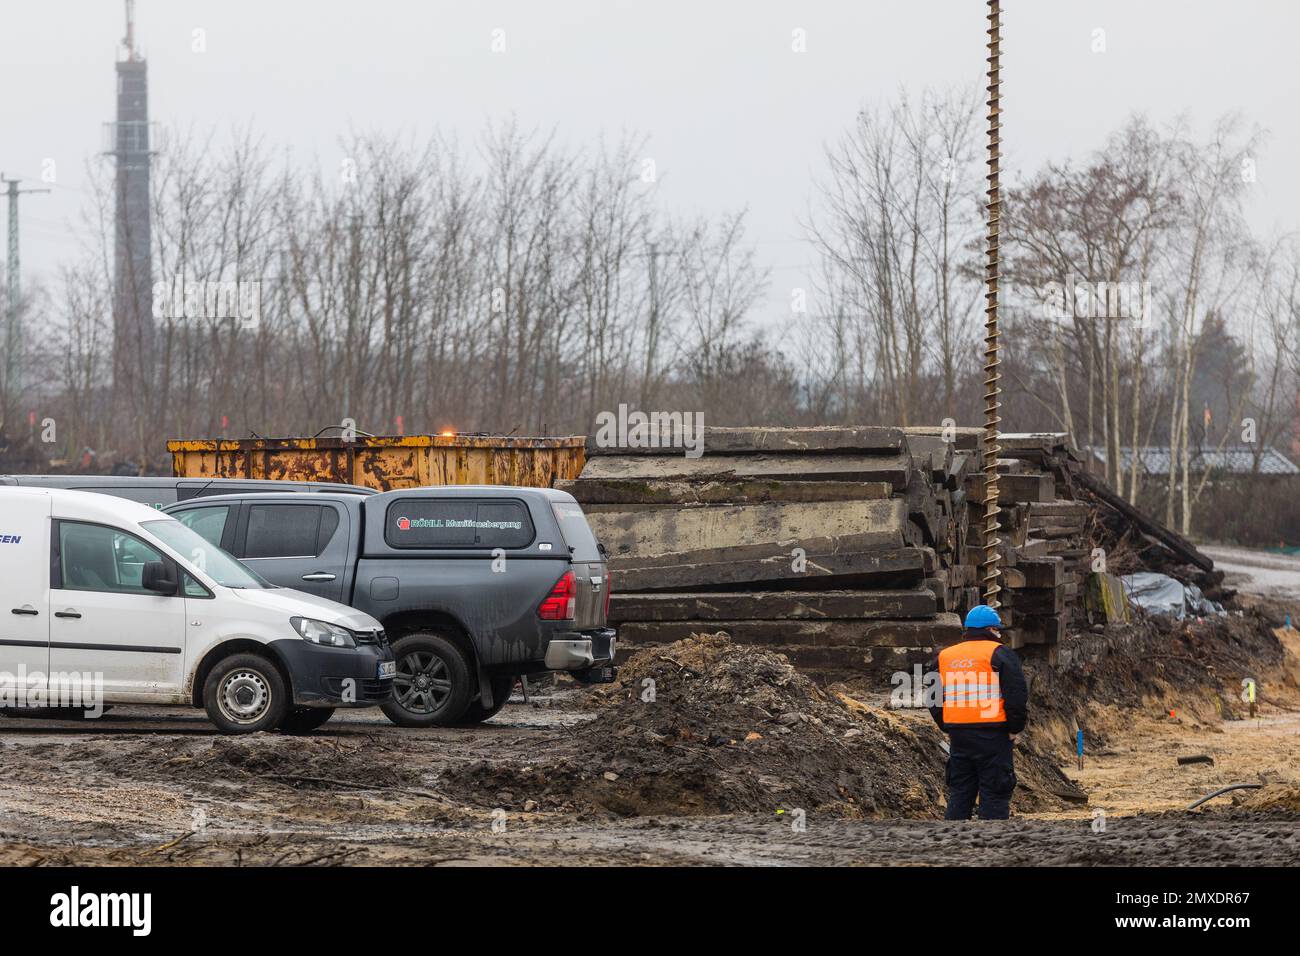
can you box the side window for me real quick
[385,499,534,549]
[182,573,211,598]
[318,507,340,553]
[174,506,230,547]
[245,504,324,558]
[58,522,166,594]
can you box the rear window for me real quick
[385,498,534,550]
[551,501,603,561]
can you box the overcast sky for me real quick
[5,0,1297,331]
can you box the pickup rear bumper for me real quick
[543,627,617,671]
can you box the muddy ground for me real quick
[1,609,1299,867]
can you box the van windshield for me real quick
[141,519,271,589]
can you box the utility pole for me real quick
[641,240,659,406]
[2,174,51,413]
[981,0,1003,607]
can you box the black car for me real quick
[165,485,615,726]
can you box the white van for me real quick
[0,487,394,734]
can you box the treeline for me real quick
[24,121,777,465]
[7,99,1299,539]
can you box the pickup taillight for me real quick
[538,570,576,621]
[603,571,613,620]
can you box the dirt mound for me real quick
[81,736,421,791]
[1240,784,1300,815]
[1150,783,1300,822]
[1025,610,1286,754]
[442,633,1078,818]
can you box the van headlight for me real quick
[291,617,357,648]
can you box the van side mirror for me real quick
[141,561,177,595]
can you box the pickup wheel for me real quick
[457,676,516,725]
[382,632,473,727]
[278,707,336,735]
[203,653,289,734]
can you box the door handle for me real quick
[301,572,337,582]
[10,606,38,616]
[54,609,82,619]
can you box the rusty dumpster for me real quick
[166,434,586,491]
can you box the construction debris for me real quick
[1122,572,1225,620]
[1075,468,1213,571]
[567,424,1225,682]
[440,633,1083,817]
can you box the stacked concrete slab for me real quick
[565,424,1213,677]
[561,426,967,679]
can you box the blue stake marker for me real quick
[1076,729,1084,770]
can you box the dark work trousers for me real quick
[944,730,1016,820]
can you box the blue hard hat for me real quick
[964,604,1003,630]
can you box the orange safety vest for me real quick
[939,639,1006,725]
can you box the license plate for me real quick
[378,660,396,679]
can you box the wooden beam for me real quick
[1016,556,1065,588]
[1001,586,1065,615]
[1074,469,1213,571]
[996,473,1056,504]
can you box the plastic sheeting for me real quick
[1120,571,1225,620]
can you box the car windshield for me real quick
[141,518,272,589]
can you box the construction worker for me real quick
[926,604,1028,820]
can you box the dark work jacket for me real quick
[926,634,1028,743]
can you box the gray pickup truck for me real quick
[164,486,616,726]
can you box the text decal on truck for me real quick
[0,534,21,544]
[395,516,522,531]
[384,498,536,549]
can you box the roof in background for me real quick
[1088,446,1299,476]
